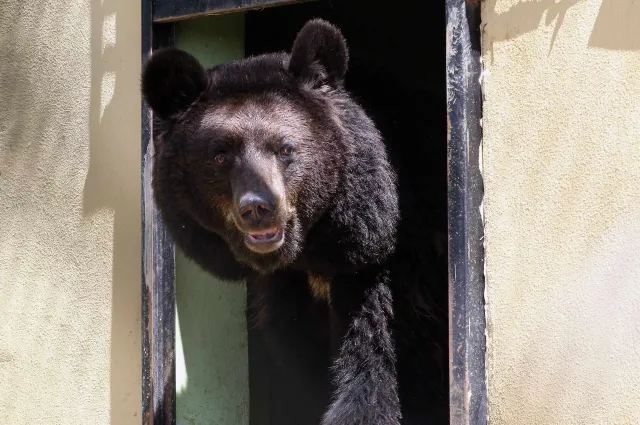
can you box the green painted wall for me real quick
[174,14,249,425]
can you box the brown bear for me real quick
[141,19,447,425]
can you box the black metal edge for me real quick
[141,0,152,421]
[446,1,487,425]
[152,0,312,23]
[142,0,177,422]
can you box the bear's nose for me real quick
[238,193,275,224]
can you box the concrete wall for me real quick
[0,1,141,424]
[173,15,250,425]
[482,1,640,424]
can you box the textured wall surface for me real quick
[482,1,640,424]
[174,15,250,425]
[0,1,141,424]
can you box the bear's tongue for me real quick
[249,229,278,240]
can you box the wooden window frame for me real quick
[152,0,313,23]
[140,1,486,424]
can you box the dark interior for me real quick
[244,1,447,424]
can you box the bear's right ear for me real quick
[288,19,349,88]
[141,48,207,120]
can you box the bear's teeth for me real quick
[250,229,278,240]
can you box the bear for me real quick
[141,19,448,425]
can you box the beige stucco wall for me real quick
[0,1,141,424]
[482,1,640,424]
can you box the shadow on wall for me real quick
[588,0,640,50]
[84,0,141,424]
[483,0,640,59]
[482,0,583,58]
[0,9,56,157]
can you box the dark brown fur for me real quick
[141,19,447,425]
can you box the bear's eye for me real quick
[279,144,295,158]
[214,153,228,165]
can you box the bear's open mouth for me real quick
[247,228,280,241]
[244,227,284,253]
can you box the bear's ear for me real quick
[288,19,348,88]
[141,48,207,120]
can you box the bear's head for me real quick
[141,19,398,277]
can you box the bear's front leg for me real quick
[322,268,401,425]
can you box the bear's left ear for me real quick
[141,48,207,120]
[288,19,349,88]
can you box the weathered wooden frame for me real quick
[152,0,312,22]
[446,1,487,424]
[142,3,177,424]
[141,1,486,424]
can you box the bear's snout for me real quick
[230,162,287,254]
